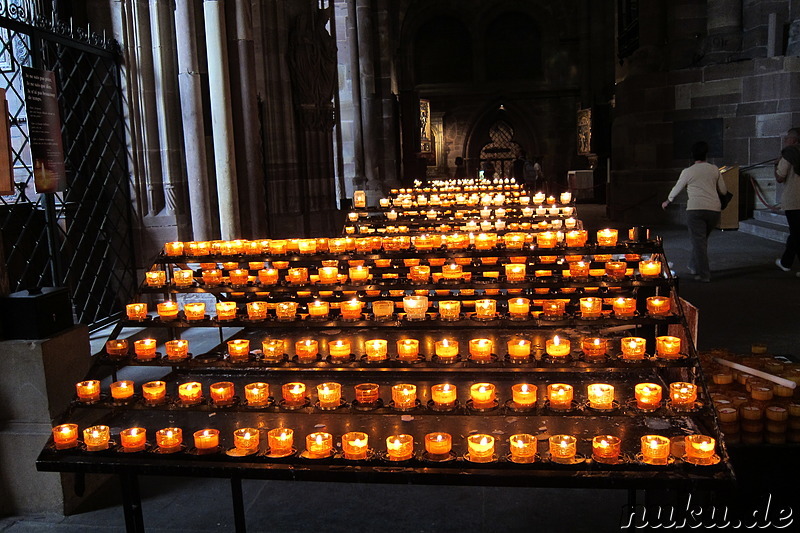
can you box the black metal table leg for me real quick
[119,473,145,533]
[231,476,247,533]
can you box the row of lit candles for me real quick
[50,424,717,466]
[127,296,671,324]
[163,228,629,257]
[381,191,570,207]
[348,221,582,235]
[106,333,682,364]
[75,379,698,411]
[144,261,662,289]
[377,207,575,224]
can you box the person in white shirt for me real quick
[774,128,800,276]
[661,141,727,282]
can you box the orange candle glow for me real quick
[202,268,223,286]
[145,270,166,287]
[227,339,250,362]
[581,337,607,360]
[425,432,452,458]
[156,428,183,453]
[164,241,184,256]
[370,300,394,320]
[306,432,333,458]
[83,425,110,451]
[612,297,637,318]
[511,383,537,407]
[282,382,307,407]
[134,339,157,360]
[275,301,298,321]
[120,427,147,452]
[470,383,496,409]
[669,382,697,410]
[105,339,129,358]
[435,339,459,362]
[268,428,294,457]
[441,264,463,280]
[193,429,220,454]
[210,381,235,405]
[126,303,148,321]
[542,300,566,319]
[165,339,189,361]
[386,434,414,461]
[246,301,268,321]
[467,434,495,463]
[505,263,526,282]
[569,261,590,279]
[365,339,388,362]
[52,424,79,450]
[142,380,166,405]
[244,382,270,406]
[76,380,101,403]
[605,261,627,280]
[474,299,497,320]
[639,259,662,278]
[549,435,577,463]
[509,434,537,463]
[258,268,279,285]
[287,267,309,285]
[233,428,260,453]
[507,298,530,320]
[295,339,319,363]
[587,383,615,410]
[646,296,671,316]
[403,295,429,321]
[261,339,285,362]
[306,300,330,320]
[184,302,206,321]
[655,336,681,359]
[548,383,573,410]
[469,338,493,362]
[641,435,670,465]
[173,269,194,287]
[536,231,558,248]
[635,383,662,410]
[110,380,134,401]
[437,300,461,321]
[565,230,588,247]
[178,381,203,405]
[507,339,532,361]
[156,301,179,321]
[684,435,716,465]
[316,382,342,409]
[228,269,249,286]
[396,339,420,361]
[431,383,457,408]
[545,335,571,358]
[620,337,647,361]
[328,339,351,361]
[340,299,364,320]
[592,435,621,463]
[597,228,618,246]
[392,384,417,409]
[342,431,369,460]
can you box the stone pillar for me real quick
[355,0,382,199]
[431,111,447,174]
[203,0,241,239]
[375,0,399,190]
[706,0,742,62]
[175,0,214,241]
[227,0,267,238]
[345,0,365,192]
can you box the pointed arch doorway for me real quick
[464,104,537,180]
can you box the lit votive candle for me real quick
[469,338,493,362]
[246,302,268,321]
[569,261,590,279]
[548,383,574,410]
[511,383,537,407]
[52,423,79,450]
[364,339,388,362]
[669,382,697,410]
[164,241,184,256]
[474,299,497,320]
[76,379,101,403]
[435,339,459,362]
[542,300,566,319]
[340,299,364,320]
[261,339,285,363]
[295,339,319,363]
[592,435,621,464]
[354,383,380,405]
[317,266,339,285]
[193,429,220,454]
[210,381,235,405]
[425,432,452,458]
[409,265,431,283]
[635,383,662,410]
[581,337,607,360]
[545,335,571,359]
[549,435,577,463]
[605,261,627,280]
[268,428,294,457]
[342,432,369,460]
[240,382,269,407]
[145,270,166,288]
[467,434,495,463]
[685,435,716,465]
[438,300,461,321]
[228,269,249,286]
[587,383,615,410]
[348,265,370,284]
[403,295,429,321]
[507,339,532,362]
[537,231,558,248]
[120,427,147,452]
[441,264,463,280]
[470,382,496,409]
[155,428,182,453]
[579,297,602,318]
[105,339,129,359]
[133,338,157,361]
[386,434,414,461]
[507,297,530,320]
[153,300,178,322]
[287,267,309,285]
[641,435,670,465]
[510,434,537,463]
[282,382,307,407]
[621,337,647,361]
[83,425,110,451]
[655,336,681,359]
[178,381,203,405]
[184,302,206,321]
[110,380,134,401]
[597,228,618,246]
[275,301,298,322]
[142,380,166,405]
[232,428,260,453]
[368,300,392,321]
[505,263,526,282]
[646,296,671,316]
[306,432,333,459]
[639,260,662,278]
[304,300,329,320]
[612,297,637,318]
[328,339,351,362]
[389,339,417,362]
[160,339,187,361]
[392,384,417,409]
[565,230,588,247]
[202,268,223,286]
[258,268,279,285]
[173,269,194,287]
[431,383,457,408]
[227,339,250,362]
[316,382,342,409]
[126,303,147,321]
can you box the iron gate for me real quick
[0,3,136,327]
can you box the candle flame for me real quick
[593,338,601,346]
[480,437,489,446]
[435,434,443,442]
[553,335,560,345]
[521,384,529,392]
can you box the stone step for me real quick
[738,218,790,243]
[752,208,787,226]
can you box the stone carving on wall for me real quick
[288,2,337,130]
[577,108,592,156]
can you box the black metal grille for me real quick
[0,4,135,327]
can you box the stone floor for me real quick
[2,205,798,532]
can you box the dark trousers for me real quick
[780,209,800,267]
[686,210,719,279]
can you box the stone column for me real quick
[345,0,365,190]
[227,0,266,238]
[203,0,241,239]
[355,0,381,198]
[706,0,742,61]
[175,0,213,241]
[431,111,447,174]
